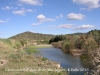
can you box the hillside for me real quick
[0,39,67,75]
[8,31,55,41]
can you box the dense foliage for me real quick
[49,29,100,69]
[49,29,100,52]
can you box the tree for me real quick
[49,35,65,44]
[81,38,98,68]
[49,38,54,44]
[75,35,86,49]
[82,38,98,53]
[87,29,100,47]
[62,41,71,53]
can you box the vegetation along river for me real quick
[35,47,88,75]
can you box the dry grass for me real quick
[0,46,67,75]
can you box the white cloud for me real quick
[12,10,25,15]
[2,6,18,10]
[17,3,23,6]
[57,24,74,29]
[73,0,100,9]
[12,8,34,15]
[27,9,33,12]
[56,14,63,19]
[19,0,43,6]
[2,6,11,10]
[0,18,10,23]
[48,24,74,29]
[0,20,5,23]
[73,25,95,30]
[37,14,45,19]
[37,14,55,22]
[67,13,85,20]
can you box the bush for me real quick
[9,53,22,63]
[42,57,48,61]
[25,47,39,54]
[81,38,98,69]
[62,41,70,53]
[82,38,98,52]
[20,40,27,47]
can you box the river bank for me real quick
[0,43,67,75]
[81,47,100,75]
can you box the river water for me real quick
[35,47,88,75]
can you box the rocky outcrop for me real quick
[86,48,100,75]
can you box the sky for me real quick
[0,0,100,38]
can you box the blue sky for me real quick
[0,0,100,38]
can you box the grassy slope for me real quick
[0,39,67,75]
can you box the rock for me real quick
[56,63,60,68]
[0,60,7,66]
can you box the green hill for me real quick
[8,31,55,41]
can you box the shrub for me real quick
[42,57,48,61]
[25,48,39,55]
[9,53,22,63]
[62,41,70,53]
[20,40,27,47]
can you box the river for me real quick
[35,47,88,75]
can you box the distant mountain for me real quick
[8,31,55,41]
[66,32,87,36]
[73,32,86,35]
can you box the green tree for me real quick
[62,41,71,53]
[75,35,86,49]
[82,38,98,53]
[87,29,100,47]
[81,38,98,68]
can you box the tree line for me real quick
[49,29,100,69]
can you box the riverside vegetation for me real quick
[0,33,67,75]
[49,29,100,75]
[1,30,100,75]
